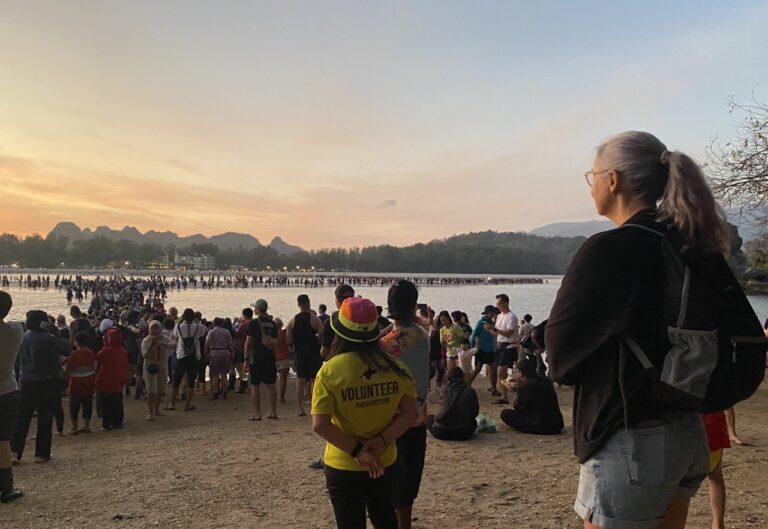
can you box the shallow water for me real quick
[1,281,562,324]
[3,277,767,326]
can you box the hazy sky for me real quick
[1,1,766,249]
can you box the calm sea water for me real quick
[3,275,768,326]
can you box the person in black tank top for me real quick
[286,295,323,417]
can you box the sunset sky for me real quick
[1,1,766,249]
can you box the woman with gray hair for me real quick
[546,131,731,529]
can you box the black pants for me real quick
[69,395,93,422]
[427,415,476,441]
[499,409,563,435]
[99,393,124,429]
[392,425,427,509]
[324,465,398,529]
[173,355,198,389]
[11,379,60,459]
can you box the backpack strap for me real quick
[621,223,691,328]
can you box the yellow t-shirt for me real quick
[311,351,416,471]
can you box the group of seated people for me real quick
[428,352,564,440]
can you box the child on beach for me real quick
[440,311,465,377]
[273,318,290,403]
[456,338,477,383]
[65,332,97,434]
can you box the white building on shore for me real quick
[174,252,216,270]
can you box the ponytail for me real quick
[597,131,730,256]
[659,151,730,255]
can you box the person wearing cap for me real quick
[0,291,24,502]
[499,352,563,435]
[312,297,418,529]
[243,299,278,421]
[141,320,173,420]
[470,305,499,393]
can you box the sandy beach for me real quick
[2,380,767,529]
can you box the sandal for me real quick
[249,416,262,421]
[297,410,307,417]
[184,405,196,411]
[78,428,91,434]
[267,414,279,420]
[492,399,509,405]
[164,405,175,411]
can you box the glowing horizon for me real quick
[1,1,766,250]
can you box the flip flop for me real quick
[297,410,307,417]
[184,405,196,411]
[164,405,176,411]
[492,399,509,405]
[249,416,262,421]
[267,415,279,420]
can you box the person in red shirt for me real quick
[65,333,97,434]
[703,411,730,529]
[95,328,129,431]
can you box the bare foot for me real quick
[146,415,154,421]
[730,436,751,446]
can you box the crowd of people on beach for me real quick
[2,131,768,529]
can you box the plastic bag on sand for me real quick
[476,413,497,433]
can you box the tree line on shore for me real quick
[0,231,585,274]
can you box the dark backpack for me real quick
[179,323,199,358]
[621,224,767,413]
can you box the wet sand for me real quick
[2,381,767,529]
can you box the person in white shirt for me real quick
[489,293,519,405]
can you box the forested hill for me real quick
[0,229,587,274]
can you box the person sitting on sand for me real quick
[65,332,97,433]
[500,352,563,435]
[427,367,479,441]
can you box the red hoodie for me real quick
[65,347,96,397]
[95,328,130,394]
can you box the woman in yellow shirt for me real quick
[312,297,418,529]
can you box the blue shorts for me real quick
[575,414,708,529]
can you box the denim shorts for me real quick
[575,413,708,529]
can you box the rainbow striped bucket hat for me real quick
[330,297,381,343]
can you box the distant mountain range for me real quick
[530,211,765,241]
[47,222,305,255]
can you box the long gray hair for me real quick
[597,131,730,255]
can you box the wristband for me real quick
[350,440,364,458]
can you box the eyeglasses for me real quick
[583,168,610,187]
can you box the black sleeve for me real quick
[545,233,637,386]
[321,319,333,348]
